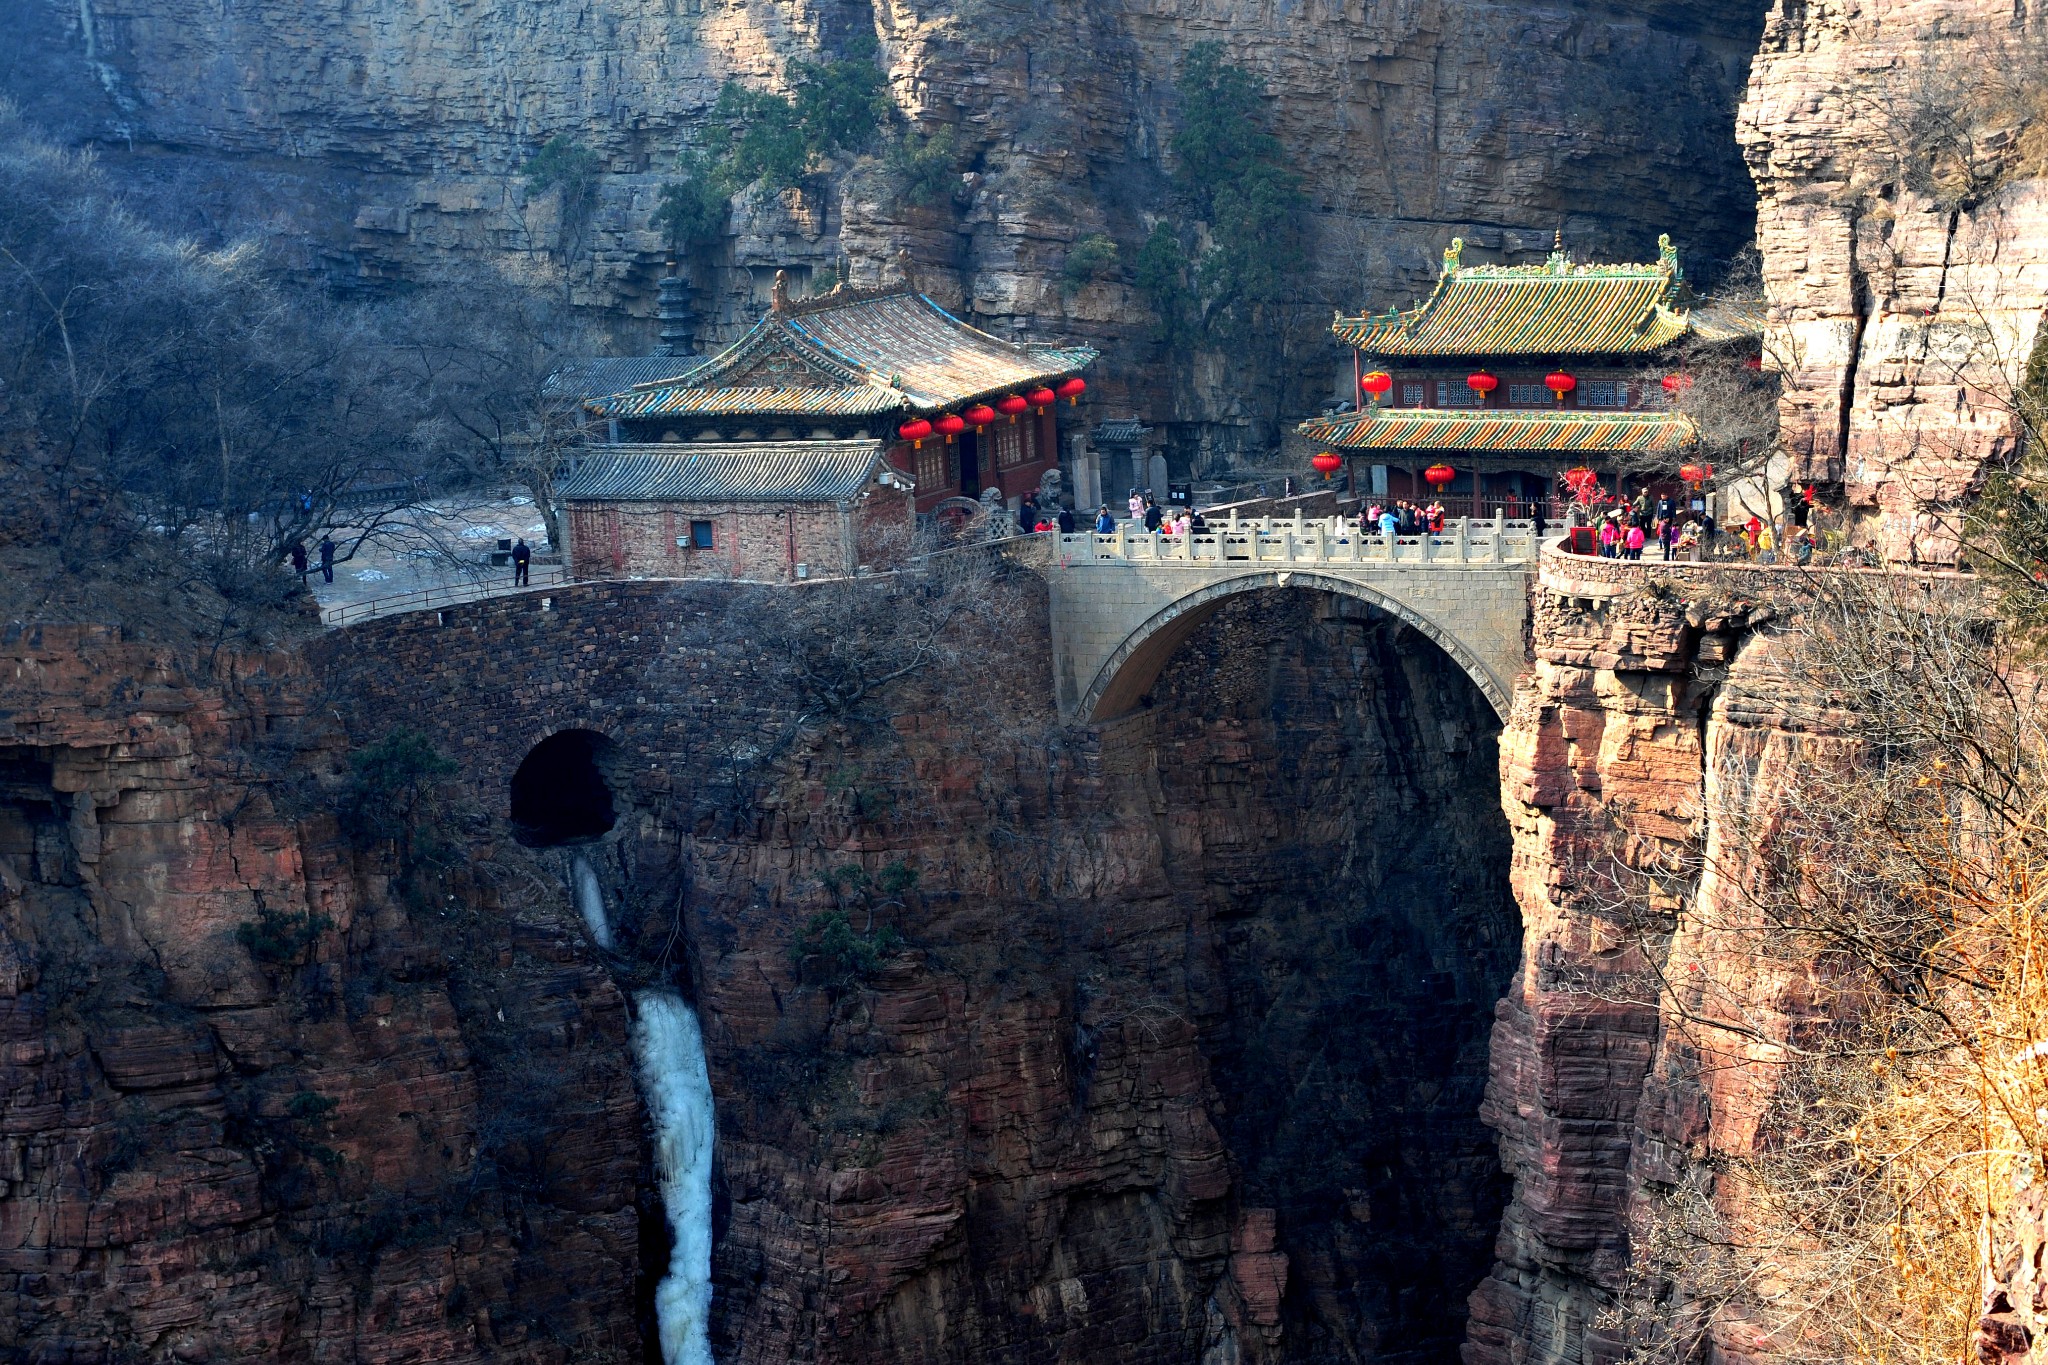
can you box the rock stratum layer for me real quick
[3,0,1769,464]
[0,624,648,1361]
[1740,0,2048,562]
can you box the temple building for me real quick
[580,259,1098,528]
[1297,235,1762,511]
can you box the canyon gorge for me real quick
[3,0,2048,1362]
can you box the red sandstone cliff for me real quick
[1740,0,2048,563]
[0,623,646,1361]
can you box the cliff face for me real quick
[1740,0,2048,563]
[1466,553,1862,1365]
[0,624,648,1361]
[3,0,1768,468]
[297,573,1519,1363]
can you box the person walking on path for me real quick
[512,537,531,587]
[289,541,308,584]
[1624,522,1646,561]
[318,535,336,584]
[1598,518,1621,558]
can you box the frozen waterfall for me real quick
[632,989,717,1365]
[569,853,614,949]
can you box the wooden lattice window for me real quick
[915,443,951,491]
[1438,381,1485,408]
[1580,380,1627,408]
[1508,383,1551,406]
[993,423,1031,470]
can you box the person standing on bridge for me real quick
[1128,489,1145,522]
[318,535,336,583]
[1095,506,1116,534]
[513,537,531,587]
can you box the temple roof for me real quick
[545,355,702,402]
[589,283,1097,422]
[555,441,892,502]
[1334,236,1757,358]
[1298,408,1697,455]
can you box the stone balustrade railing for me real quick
[1055,514,1541,568]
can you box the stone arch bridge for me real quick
[307,517,1538,806]
[1038,517,1539,722]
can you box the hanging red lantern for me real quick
[1466,371,1499,396]
[934,413,967,441]
[1661,373,1692,395]
[898,417,934,447]
[1545,371,1577,401]
[1057,377,1087,404]
[1361,371,1394,399]
[997,394,1031,422]
[1424,464,1456,488]
[1027,387,1057,408]
[1678,462,1714,489]
[964,403,997,428]
[1311,451,1343,480]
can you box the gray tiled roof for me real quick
[545,355,704,401]
[1092,419,1148,444]
[555,441,888,503]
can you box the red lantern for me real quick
[1562,466,1601,505]
[1745,355,1764,371]
[1545,371,1577,401]
[964,403,997,428]
[935,413,966,440]
[898,417,933,447]
[1027,387,1056,408]
[1361,371,1394,399]
[1058,376,1087,404]
[1678,462,1713,488]
[1424,464,1456,488]
[1466,371,1498,396]
[1311,451,1343,480]
[997,394,1031,422]
[1661,373,1692,395]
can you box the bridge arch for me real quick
[510,727,620,846]
[1078,570,1515,723]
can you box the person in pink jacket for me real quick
[1598,518,1621,558]
[1624,522,1646,560]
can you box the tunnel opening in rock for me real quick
[1140,587,1520,1362]
[509,729,617,846]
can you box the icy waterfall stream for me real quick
[632,989,717,1365]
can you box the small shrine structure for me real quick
[581,258,1098,528]
[1297,235,1761,513]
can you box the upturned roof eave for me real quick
[1296,408,1701,454]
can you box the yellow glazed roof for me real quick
[591,285,1097,421]
[1333,236,1754,358]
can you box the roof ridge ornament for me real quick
[1442,237,1464,275]
[896,248,920,293]
[772,269,791,313]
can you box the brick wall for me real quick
[566,486,911,582]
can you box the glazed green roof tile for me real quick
[1298,407,1698,455]
[1334,235,1759,358]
